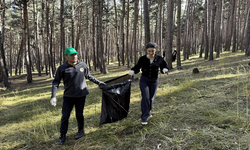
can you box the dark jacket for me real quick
[131,54,168,78]
[51,61,101,98]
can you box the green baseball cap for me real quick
[64,47,78,55]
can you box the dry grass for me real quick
[1,51,250,149]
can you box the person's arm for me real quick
[84,64,104,85]
[160,57,168,74]
[51,67,62,98]
[131,56,143,74]
[50,66,63,106]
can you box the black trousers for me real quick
[60,96,86,135]
[139,76,158,122]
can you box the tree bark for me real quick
[113,0,121,66]
[121,0,125,65]
[143,0,150,50]
[60,0,65,64]
[97,0,108,74]
[166,0,174,69]
[0,0,10,88]
[133,0,139,65]
[46,0,53,78]
[224,0,235,51]
[204,0,209,60]
[209,0,216,61]
[245,10,250,56]
[92,0,97,71]
[49,0,56,76]
[215,0,222,58]
[176,0,181,69]
[34,0,41,76]
[71,0,74,48]
[126,0,130,68]
[75,0,83,51]
[232,0,237,52]
[23,1,32,83]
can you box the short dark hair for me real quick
[146,42,157,49]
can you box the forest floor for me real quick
[1,51,250,150]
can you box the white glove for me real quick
[163,68,168,74]
[50,97,57,107]
[128,70,134,76]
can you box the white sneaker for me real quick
[141,121,148,125]
[149,115,153,118]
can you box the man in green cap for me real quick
[50,47,105,145]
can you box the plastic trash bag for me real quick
[99,74,132,125]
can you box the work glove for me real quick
[50,97,57,107]
[163,68,168,74]
[128,70,134,76]
[99,81,106,89]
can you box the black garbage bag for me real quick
[99,74,132,125]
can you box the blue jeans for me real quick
[60,96,86,135]
[139,76,158,122]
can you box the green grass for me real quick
[1,51,250,149]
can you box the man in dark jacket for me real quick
[50,47,105,145]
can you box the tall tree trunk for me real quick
[113,0,120,66]
[105,1,110,65]
[9,31,12,76]
[46,0,53,78]
[49,0,56,76]
[121,0,125,65]
[224,0,235,51]
[215,0,222,58]
[183,0,190,60]
[158,0,163,55]
[176,0,181,69]
[237,0,241,50]
[34,0,41,76]
[15,38,24,76]
[0,0,10,88]
[166,0,174,69]
[155,0,163,54]
[43,0,48,75]
[97,0,108,74]
[60,0,65,64]
[0,0,7,76]
[23,1,32,83]
[133,0,139,65]
[241,0,248,51]
[245,10,250,56]
[85,4,91,70]
[143,0,150,51]
[126,0,130,68]
[204,0,209,60]
[209,0,216,61]
[71,0,74,48]
[232,0,237,52]
[75,0,83,52]
[92,0,97,71]
[52,0,56,73]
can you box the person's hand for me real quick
[163,68,168,74]
[99,81,106,86]
[99,81,106,89]
[128,70,134,76]
[50,97,57,107]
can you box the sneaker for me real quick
[141,121,148,125]
[56,135,66,145]
[75,130,84,140]
[149,114,153,118]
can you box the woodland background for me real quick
[0,0,250,89]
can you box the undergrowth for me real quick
[1,51,250,149]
